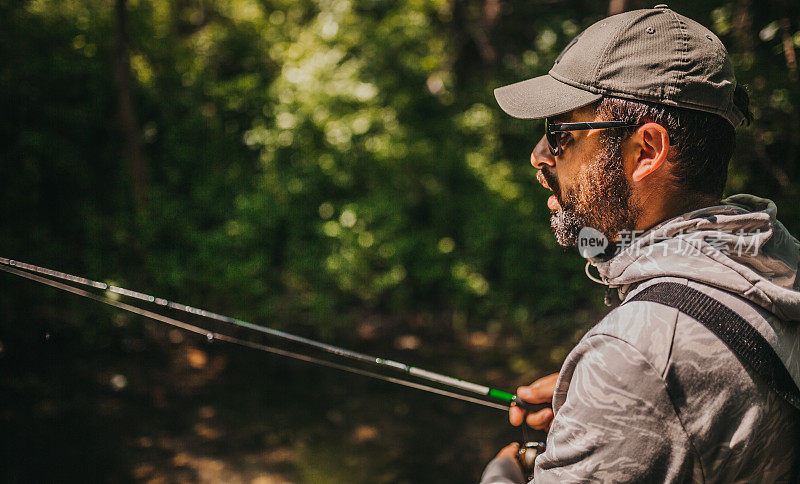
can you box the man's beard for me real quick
[549,138,640,248]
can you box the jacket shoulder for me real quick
[586,280,683,377]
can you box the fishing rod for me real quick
[0,257,546,413]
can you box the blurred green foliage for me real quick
[3,0,798,330]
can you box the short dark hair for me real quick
[596,86,753,199]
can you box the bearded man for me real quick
[480,5,800,483]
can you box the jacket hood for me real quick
[590,194,800,322]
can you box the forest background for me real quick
[1,0,798,482]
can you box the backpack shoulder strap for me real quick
[624,281,800,411]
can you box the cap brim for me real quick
[494,74,601,119]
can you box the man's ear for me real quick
[627,123,670,182]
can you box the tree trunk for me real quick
[608,0,628,15]
[113,0,148,214]
[733,0,791,188]
[779,16,798,83]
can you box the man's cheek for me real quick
[561,181,581,208]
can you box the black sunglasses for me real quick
[545,119,644,156]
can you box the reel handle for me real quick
[511,395,552,413]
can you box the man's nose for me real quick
[531,135,555,169]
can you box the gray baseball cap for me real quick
[494,4,745,127]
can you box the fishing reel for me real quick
[512,397,550,480]
[517,441,546,480]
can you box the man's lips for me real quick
[537,170,561,211]
[536,170,551,191]
[547,194,560,211]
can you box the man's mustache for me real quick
[541,167,562,204]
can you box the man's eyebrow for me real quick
[550,112,573,123]
[552,105,596,123]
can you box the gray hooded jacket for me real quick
[481,194,800,483]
